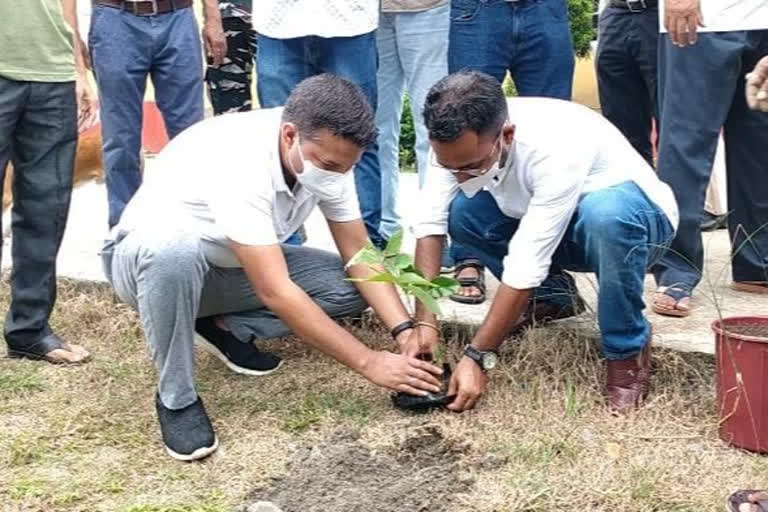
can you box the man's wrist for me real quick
[354,346,378,376]
[394,327,414,347]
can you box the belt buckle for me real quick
[125,0,159,16]
[626,0,646,12]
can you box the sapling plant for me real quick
[346,229,459,410]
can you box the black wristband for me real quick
[390,319,415,340]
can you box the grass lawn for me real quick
[1,278,765,511]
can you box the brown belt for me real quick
[93,0,193,16]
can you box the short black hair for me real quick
[282,74,377,148]
[423,71,508,142]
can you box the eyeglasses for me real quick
[430,134,503,177]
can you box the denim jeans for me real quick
[376,4,450,239]
[89,5,205,228]
[256,32,384,248]
[448,0,575,266]
[596,6,658,166]
[654,31,768,292]
[449,182,675,359]
[0,78,76,348]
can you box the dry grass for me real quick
[0,277,764,512]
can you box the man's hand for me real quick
[446,356,487,412]
[398,326,439,359]
[75,71,98,132]
[664,0,704,47]
[746,56,768,112]
[361,351,444,396]
[203,18,227,67]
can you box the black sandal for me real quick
[7,333,90,364]
[450,259,486,305]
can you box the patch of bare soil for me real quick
[723,322,768,339]
[246,425,478,512]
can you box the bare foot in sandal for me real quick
[727,489,768,512]
[652,286,691,318]
[450,260,486,305]
[7,333,90,364]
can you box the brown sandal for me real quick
[651,286,691,318]
[727,490,768,512]
[731,281,768,295]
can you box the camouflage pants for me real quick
[204,16,257,115]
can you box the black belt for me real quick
[608,0,658,12]
[93,0,193,16]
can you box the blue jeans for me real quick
[376,4,450,239]
[89,5,204,228]
[448,0,575,266]
[449,182,675,359]
[256,32,384,248]
[654,31,768,292]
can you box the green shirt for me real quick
[0,0,75,82]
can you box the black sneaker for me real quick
[155,394,218,461]
[194,316,283,376]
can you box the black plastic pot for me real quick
[391,363,454,412]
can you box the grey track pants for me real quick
[101,229,367,410]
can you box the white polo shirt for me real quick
[412,97,679,291]
[252,0,379,39]
[658,0,768,33]
[116,108,361,268]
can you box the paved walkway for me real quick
[3,169,764,355]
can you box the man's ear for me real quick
[502,124,516,144]
[281,122,298,146]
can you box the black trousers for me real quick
[596,6,659,166]
[0,77,76,348]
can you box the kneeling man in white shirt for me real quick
[410,71,679,414]
[101,75,443,461]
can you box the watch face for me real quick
[483,352,498,370]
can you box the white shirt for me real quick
[116,108,361,268]
[658,0,768,33]
[412,98,679,290]
[252,1,379,39]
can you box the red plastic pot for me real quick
[713,316,768,453]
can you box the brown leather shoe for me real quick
[508,295,587,337]
[605,329,652,415]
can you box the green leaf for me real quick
[411,288,442,316]
[430,286,456,299]
[387,253,413,270]
[401,264,426,278]
[384,228,404,257]
[345,242,383,269]
[430,275,460,291]
[398,271,434,288]
[367,273,397,283]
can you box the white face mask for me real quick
[458,137,508,198]
[291,136,348,202]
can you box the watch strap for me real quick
[390,319,415,340]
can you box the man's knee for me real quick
[448,192,479,245]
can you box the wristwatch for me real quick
[463,345,499,372]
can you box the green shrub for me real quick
[398,95,417,171]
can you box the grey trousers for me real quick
[0,77,77,349]
[101,228,367,410]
